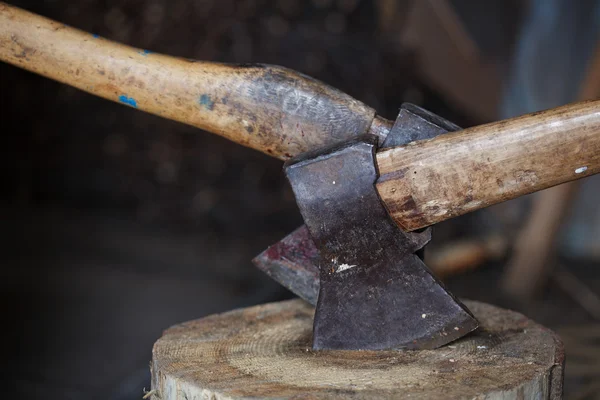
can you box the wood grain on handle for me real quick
[376,100,600,231]
[0,2,377,160]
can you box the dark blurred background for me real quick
[1,0,599,399]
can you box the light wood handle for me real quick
[2,4,598,232]
[376,100,600,231]
[0,2,376,160]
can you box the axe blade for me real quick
[252,225,320,305]
[284,135,477,350]
[315,253,478,350]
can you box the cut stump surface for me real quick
[151,299,564,399]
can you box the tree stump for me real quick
[151,299,564,399]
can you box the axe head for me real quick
[254,104,477,350]
[254,104,460,305]
[282,135,477,350]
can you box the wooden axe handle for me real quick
[1,4,598,232]
[0,2,380,160]
[376,100,600,231]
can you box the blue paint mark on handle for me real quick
[139,49,153,56]
[119,95,137,108]
[92,33,100,38]
[199,94,215,110]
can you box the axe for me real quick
[2,3,599,350]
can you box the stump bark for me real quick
[151,299,564,399]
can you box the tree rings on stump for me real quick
[151,299,564,399]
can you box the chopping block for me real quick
[150,299,564,399]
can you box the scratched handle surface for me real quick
[376,100,600,231]
[0,2,376,160]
